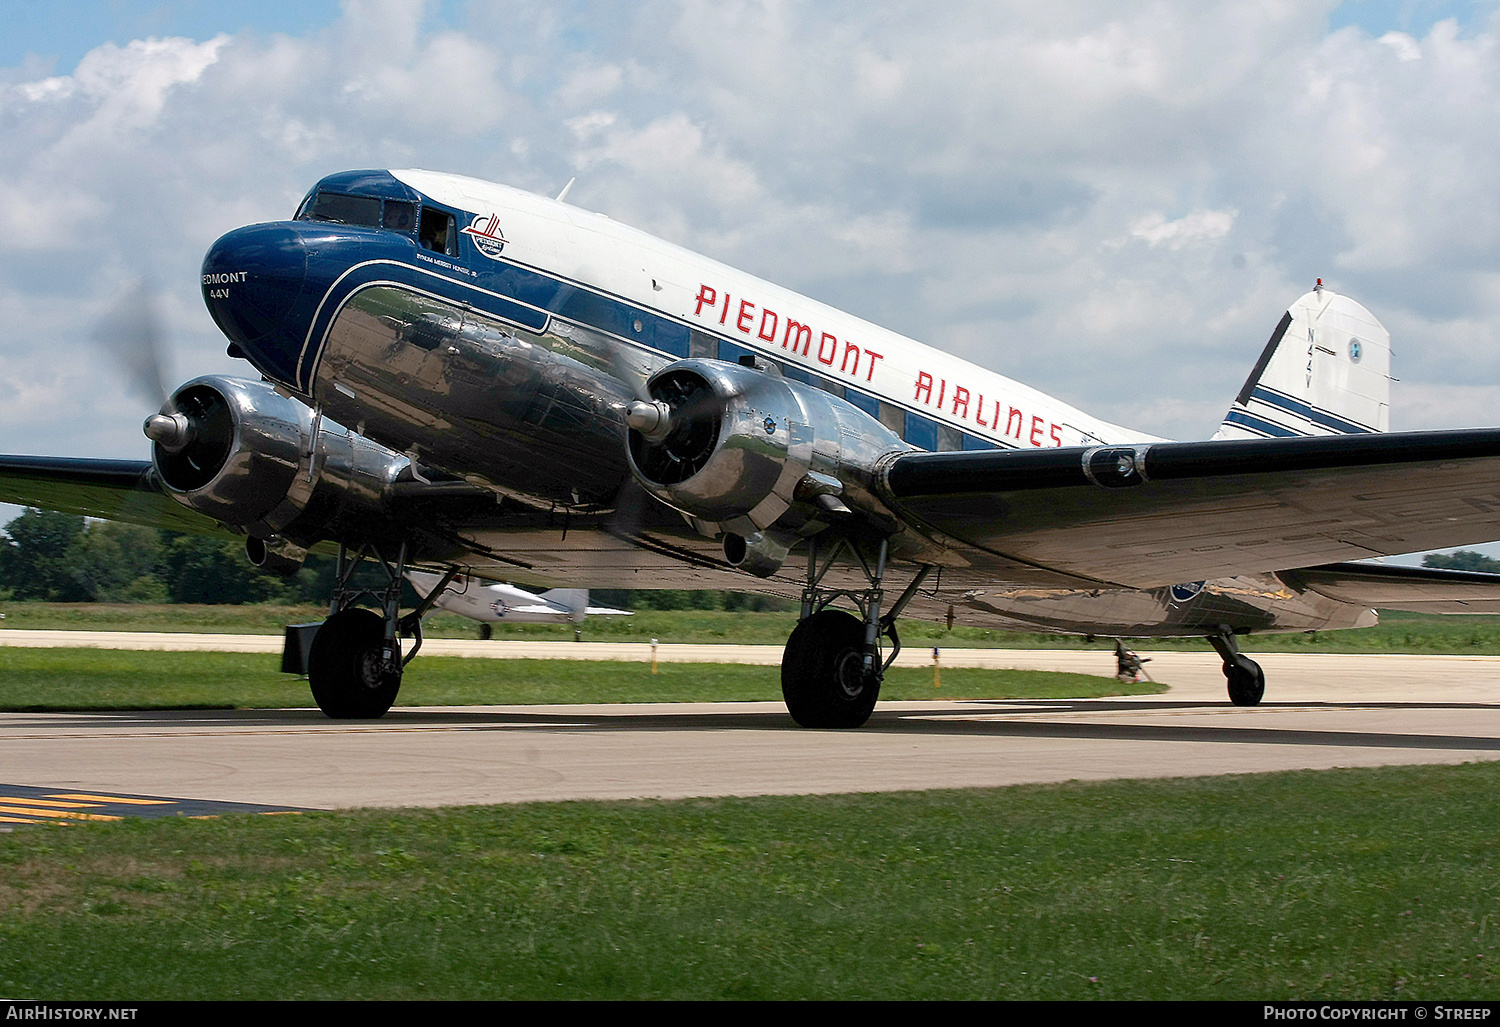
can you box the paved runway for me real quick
[3,633,1499,813]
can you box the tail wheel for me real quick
[308,608,402,718]
[781,609,881,728]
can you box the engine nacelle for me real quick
[625,359,907,550]
[146,375,408,547]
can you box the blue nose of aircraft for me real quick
[201,223,312,388]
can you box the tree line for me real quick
[1420,550,1500,572]
[0,508,791,610]
[0,509,328,604]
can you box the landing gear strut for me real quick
[1207,626,1265,706]
[780,536,932,728]
[305,541,452,719]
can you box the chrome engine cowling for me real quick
[625,359,907,551]
[146,375,408,546]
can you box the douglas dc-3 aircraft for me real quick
[8,168,1500,727]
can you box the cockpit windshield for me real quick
[293,177,455,255]
[296,191,417,233]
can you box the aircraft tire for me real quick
[308,608,402,719]
[781,609,880,728]
[1224,657,1265,706]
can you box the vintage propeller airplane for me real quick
[402,570,630,630]
[7,168,1500,727]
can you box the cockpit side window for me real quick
[420,207,456,255]
[383,201,416,232]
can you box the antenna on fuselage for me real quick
[556,177,576,203]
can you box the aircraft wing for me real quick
[14,428,1500,611]
[0,455,229,535]
[881,429,1500,589]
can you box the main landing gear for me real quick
[306,541,454,719]
[1207,627,1265,706]
[780,536,933,728]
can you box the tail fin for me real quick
[539,588,589,623]
[1212,283,1391,440]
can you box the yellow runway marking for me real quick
[0,805,121,820]
[46,793,172,805]
[0,784,311,825]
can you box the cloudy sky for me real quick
[2,1,1500,553]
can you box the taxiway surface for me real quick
[2,635,1498,811]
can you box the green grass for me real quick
[0,647,1152,711]
[3,605,1496,1000]
[4,762,1499,1000]
[8,601,1500,653]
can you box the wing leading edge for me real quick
[881,429,1500,588]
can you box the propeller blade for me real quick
[94,280,170,408]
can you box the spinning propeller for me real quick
[94,280,171,410]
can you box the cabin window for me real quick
[689,328,718,359]
[719,340,755,366]
[844,390,879,418]
[904,413,938,451]
[878,401,905,438]
[420,207,456,254]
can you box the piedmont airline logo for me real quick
[461,214,507,259]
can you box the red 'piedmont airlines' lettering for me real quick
[693,284,884,385]
[913,371,1063,447]
[694,282,1063,448]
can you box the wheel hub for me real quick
[834,649,868,700]
[355,647,393,691]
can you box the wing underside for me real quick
[11,428,1500,629]
[882,429,1500,589]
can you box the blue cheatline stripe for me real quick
[1249,385,1377,435]
[1223,409,1302,438]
